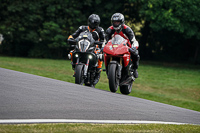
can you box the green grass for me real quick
[0,56,200,112]
[0,123,200,133]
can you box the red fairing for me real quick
[123,53,131,67]
[114,31,132,47]
[103,34,131,67]
[103,40,129,55]
[103,53,109,67]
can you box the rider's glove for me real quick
[129,47,139,56]
[68,38,76,45]
[129,47,137,54]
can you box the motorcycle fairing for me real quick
[103,35,131,67]
[104,35,130,55]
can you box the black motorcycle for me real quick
[68,31,102,87]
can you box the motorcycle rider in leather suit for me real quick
[68,14,105,85]
[105,13,140,78]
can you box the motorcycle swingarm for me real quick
[119,76,135,86]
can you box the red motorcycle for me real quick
[103,34,135,95]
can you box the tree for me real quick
[128,0,200,64]
[0,0,124,58]
[1,0,199,64]
[0,0,82,58]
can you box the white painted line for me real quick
[0,119,187,125]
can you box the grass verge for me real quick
[0,123,200,133]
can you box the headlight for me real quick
[88,55,93,59]
[75,54,79,58]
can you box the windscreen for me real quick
[111,35,126,45]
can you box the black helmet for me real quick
[88,14,100,29]
[111,13,125,30]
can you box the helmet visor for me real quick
[113,21,121,27]
[89,20,99,29]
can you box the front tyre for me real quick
[75,65,84,85]
[120,82,133,95]
[108,64,119,93]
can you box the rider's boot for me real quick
[129,47,140,78]
[131,54,140,78]
[133,68,138,78]
[93,58,103,85]
[94,68,101,84]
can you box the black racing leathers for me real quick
[72,26,105,48]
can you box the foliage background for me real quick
[0,0,199,64]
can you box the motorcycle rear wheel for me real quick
[120,82,133,95]
[108,64,119,93]
[75,65,84,85]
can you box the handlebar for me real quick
[68,38,76,45]
[94,41,102,45]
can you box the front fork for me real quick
[83,59,89,78]
[107,57,122,80]
[75,58,89,78]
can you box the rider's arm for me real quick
[71,26,84,38]
[99,27,105,43]
[125,27,139,49]
[92,27,105,49]
[68,26,84,45]
[105,26,114,43]
[98,27,105,48]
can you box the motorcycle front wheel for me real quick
[75,65,84,85]
[108,64,119,93]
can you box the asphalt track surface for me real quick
[0,68,200,124]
